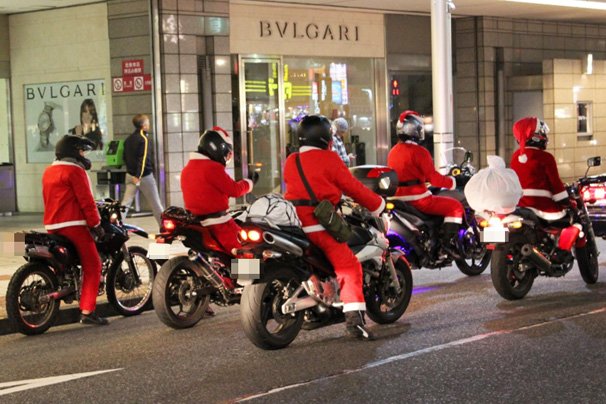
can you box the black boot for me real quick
[80,311,109,326]
[441,222,463,259]
[344,311,374,340]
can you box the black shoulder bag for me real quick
[295,153,352,243]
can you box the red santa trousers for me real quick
[50,226,101,313]
[208,219,242,256]
[409,195,465,225]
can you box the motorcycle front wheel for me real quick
[152,257,210,329]
[240,266,304,350]
[491,244,535,300]
[366,257,413,324]
[576,243,599,284]
[106,246,157,316]
[6,263,61,335]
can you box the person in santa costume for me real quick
[510,116,569,221]
[284,115,385,340]
[387,110,465,256]
[181,127,257,256]
[42,135,108,326]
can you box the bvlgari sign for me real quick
[259,21,360,42]
[230,4,384,58]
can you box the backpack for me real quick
[242,193,302,229]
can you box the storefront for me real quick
[229,3,388,195]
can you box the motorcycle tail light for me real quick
[247,230,262,242]
[238,229,248,242]
[488,216,503,227]
[162,219,176,232]
[480,219,489,228]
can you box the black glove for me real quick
[91,225,105,241]
[248,171,259,185]
[455,175,467,188]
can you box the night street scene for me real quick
[1,0,606,403]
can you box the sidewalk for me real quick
[0,213,159,320]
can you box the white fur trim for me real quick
[523,189,552,198]
[189,152,209,160]
[448,176,457,190]
[299,146,322,153]
[52,161,84,169]
[553,190,569,202]
[526,207,567,221]
[389,191,432,201]
[200,215,232,226]
[244,178,254,193]
[45,220,87,230]
[444,216,463,224]
[302,224,325,233]
[371,198,386,217]
[343,302,367,312]
[518,154,528,163]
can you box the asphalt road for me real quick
[1,259,605,403]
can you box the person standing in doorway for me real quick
[331,117,355,166]
[122,114,164,225]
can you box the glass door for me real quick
[239,58,285,195]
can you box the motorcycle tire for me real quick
[107,246,157,317]
[491,244,535,300]
[456,250,492,276]
[6,263,60,335]
[240,266,304,350]
[576,244,599,284]
[152,256,210,329]
[366,257,413,324]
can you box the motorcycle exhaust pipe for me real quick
[40,286,75,303]
[263,232,303,257]
[188,250,228,296]
[520,244,551,272]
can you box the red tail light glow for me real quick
[247,230,262,242]
[582,184,606,203]
[162,219,176,232]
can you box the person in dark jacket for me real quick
[121,114,164,225]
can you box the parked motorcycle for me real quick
[480,157,603,300]
[150,206,247,329]
[386,148,491,276]
[6,199,156,335]
[236,168,413,350]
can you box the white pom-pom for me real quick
[518,154,528,164]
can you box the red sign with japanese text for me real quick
[112,74,152,93]
[122,59,144,76]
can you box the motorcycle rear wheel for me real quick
[107,246,157,316]
[491,244,535,300]
[366,257,413,324]
[152,257,210,329]
[576,243,599,284]
[240,267,304,350]
[6,263,60,335]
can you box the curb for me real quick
[0,302,142,336]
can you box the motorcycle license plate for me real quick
[231,258,260,283]
[147,242,171,259]
[481,227,509,243]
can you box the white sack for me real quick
[464,155,522,214]
[240,193,302,228]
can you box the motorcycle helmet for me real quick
[396,110,425,143]
[298,115,332,149]
[513,117,549,163]
[526,119,549,150]
[55,134,95,170]
[198,129,233,166]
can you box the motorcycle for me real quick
[480,156,603,300]
[236,167,413,350]
[6,199,157,335]
[386,148,491,276]
[150,206,247,329]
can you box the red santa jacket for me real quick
[387,141,455,201]
[511,147,568,220]
[42,161,101,231]
[181,153,253,225]
[284,147,385,234]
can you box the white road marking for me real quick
[0,369,122,396]
[237,307,606,402]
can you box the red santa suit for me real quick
[510,117,567,221]
[42,160,102,313]
[181,152,253,255]
[284,147,385,311]
[387,141,464,224]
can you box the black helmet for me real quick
[198,129,233,166]
[396,110,425,143]
[297,115,332,149]
[526,120,550,150]
[55,135,95,170]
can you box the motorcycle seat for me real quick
[514,208,570,228]
[25,231,78,258]
[389,200,444,226]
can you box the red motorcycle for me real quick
[150,206,245,329]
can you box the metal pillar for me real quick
[431,0,455,169]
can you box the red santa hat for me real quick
[212,126,230,139]
[513,117,540,164]
[396,110,421,133]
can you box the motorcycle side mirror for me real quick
[587,156,601,168]
[464,150,473,163]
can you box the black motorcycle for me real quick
[387,148,491,276]
[6,199,157,335]
[480,157,603,300]
[236,168,413,350]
